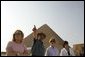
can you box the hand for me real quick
[32,25,37,38]
[32,25,36,31]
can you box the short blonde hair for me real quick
[49,38,56,43]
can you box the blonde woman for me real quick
[6,30,28,56]
[45,38,59,56]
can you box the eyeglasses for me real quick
[50,41,56,43]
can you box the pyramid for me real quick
[23,24,64,51]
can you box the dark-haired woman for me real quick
[31,25,46,56]
[60,41,75,56]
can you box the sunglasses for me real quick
[50,41,55,43]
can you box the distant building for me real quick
[73,44,84,56]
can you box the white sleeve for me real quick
[60,49,68,56]
[45,48,50,56]
[60,49,63,56]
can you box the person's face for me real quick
[15,34,23,42]
[41,35,45,40]
[50,41,56,47]
[65,44,69,49]
[37,35,41,40]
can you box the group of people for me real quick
[6,25,75,56]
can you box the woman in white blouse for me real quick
[60,41,75,56]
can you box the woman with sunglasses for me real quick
[45,38,59,56]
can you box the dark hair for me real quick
[63,41,68,47]
[37,32,46,40]
[13,30,24,42]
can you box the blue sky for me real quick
[1,1,84,51]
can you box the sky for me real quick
[1,1,84,52]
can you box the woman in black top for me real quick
[31,25,46,56]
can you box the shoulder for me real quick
[46,46,51,50]
[6,41,14,49]
[60,48,67,54]
[45,46,51,53]
[61,48,66,52]
[7,41,14,45]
